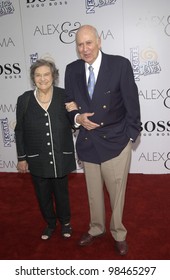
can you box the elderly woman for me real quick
[15,59,76,240]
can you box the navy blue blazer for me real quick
[65,52,142,164]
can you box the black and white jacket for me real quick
[15,86,76,178]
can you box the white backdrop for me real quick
[0,0,170,174]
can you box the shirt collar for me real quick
[85,50,102,72]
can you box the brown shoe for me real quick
[115,240,128,255]
[79,232,105,246]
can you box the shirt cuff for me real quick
[74,113,81,128]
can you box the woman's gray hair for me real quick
[30,59,59,86]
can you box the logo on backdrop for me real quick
[33,21,113,44]
[165,16,170,36]
[141,120,170,137]
[138,151,170,171]
[85,0,117,14]
[0,1,14,16]
[0,157,17,169]
[30,53,39,65]
[130,47,161,82]
[34,21,81,44]
[0,117,15,147]
[136,14,170,37]
[164,88,170,109]
[0,62,22,80]
[139,88,170,110]
[26,0,68,8]
[0,37,15,48]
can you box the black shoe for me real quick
[79,232,105,246]
[41,226,56,240]
[115,240,128,255]
[61,223,72,239]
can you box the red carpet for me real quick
[0,172,170,260]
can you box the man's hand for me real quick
[76,112,100,130]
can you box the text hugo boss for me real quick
[0,63,21,75]
[26,0,57,3]
[141,120,170,132]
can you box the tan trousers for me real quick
[83,141,132,241]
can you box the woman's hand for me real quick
[17,160,28,173]
[65,101,78,112]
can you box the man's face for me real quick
[76,27,101,65]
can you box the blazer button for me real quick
[103,135,106,138]
[100,122,104,126]
[103,105,107,109]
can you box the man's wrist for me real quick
[74,113,81,128]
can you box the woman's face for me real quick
[34,65,53,92]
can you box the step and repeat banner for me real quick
[0,0,170,174]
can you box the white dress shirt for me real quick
[74,51,102,127]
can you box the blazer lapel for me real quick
[76,63,91,103]
[93,54,111,97]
